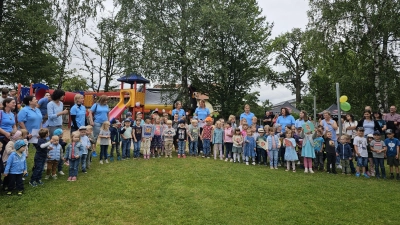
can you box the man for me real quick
[384,106,400,139]
[0,87,10,110]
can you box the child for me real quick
[301,121,315,173]
[232,128,243,163]
[163,120,176,158]
[336,135,352,175]
[133,118,142,159]
[267,127,280,169]
[99,121,111,164]
[283,130,298,172]
[109,120,121,161]
[3,131,22,189]
[224,122,233,162]
[64,132,84,181]
[244,128,256,165]
[256,128,267,166]
[85,126,95,168]
[52,129,67,175]
[78,126,90,173]
[151,117,163,158]
[188,119,199,157]
[353,127,369,178]
[201,117,214,158]
[325,131,337,174]
[213,121,224,160]
[142,117,154,159]
[4,140,27,196]
[384,129,400,180]
[366,134,375,176]
[371,131,387,179]
[121,119,133,160]
[30,128,51,187]
[240,123,249,162]
[177,120,188,158]
[45,136,63,179]
[313,130,325,171]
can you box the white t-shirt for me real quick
[353,136,368,157]
[343,121,358,138]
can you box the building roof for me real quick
[145,88,177,105]
[117,74,150,84]
[269,101,300,114]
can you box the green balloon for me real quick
[340,102,351,112]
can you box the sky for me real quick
[76,0,310,105]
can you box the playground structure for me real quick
[16,74,175,122]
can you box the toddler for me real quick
[201,117,214,158]
[151,117,163,158]
[213,121,224,160]
[354,127,369,178]
[244,128,256,165]
[79,126,90,172]
[224,122,233,161]
[142,117,155,159]
[64,132,84,181]
[121,119,132,160]
[267,127,280,169]
[177,120,188,158]
[110,119,121,161]
[232,128,243,163]
[336,135,352,175]
[30,128,50,187]
[384,129,400,180]
[163,120,176,158]
[133,118,142,159]
[45,136,63,179]
[283,130,298,172]
[189,119,199,157]
[370,131,387,179]
[4,140,27,196]
[99,121,111,164]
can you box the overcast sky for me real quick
[76,0,309,104]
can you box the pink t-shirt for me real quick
[154,125,161,136]
[224,127,233,143]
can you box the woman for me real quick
[295,110,307,128]
[194,100,210,122]
[374,112,387,138]
[17,96,42,140]
[70,94,86,133]
[89,95,110,143]
[37,92,51,117]
[356,110,382,137]
[320,111,338,144]
[0,98,17,148]
[47,89,69,136]
[240,104,255,126]
[276,108,295,132]
[171,101,186,121]
[263,111,273,127]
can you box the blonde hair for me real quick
[166,120,172,124]
[74,94,84,104]
[101,121,110,130]
[20,129,28,138]
[71,131,81,141]
[86,125,93,130]
[228,115,235,121]
[51,135,60,141]
[97,95,108,105]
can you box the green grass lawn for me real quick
[2,148,400,225]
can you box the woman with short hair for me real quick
[172,101,186,121]
[17,96,42,139]
[47,89,69,136]
[89,95,110,143]
[70,94,86,133]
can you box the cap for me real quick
[373,131,381,136]
[53,129,63,136]
[126,112,132,117]
[386,129,394,134]
[258,128,265,133]
[179,119,186,124]
[357,127,364,131]
[124,118,131,123]
[14,140,27,150]
[79,126,87,130]
[367,134,373,138]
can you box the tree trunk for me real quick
[381,33,389,112]
[0,0,4,26]
[295,72,301,107]
[58,0,72,89]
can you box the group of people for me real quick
[1,86,400,196]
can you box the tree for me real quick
[62,73,89,91]
[0,0,59,86]
[267,28,308,106]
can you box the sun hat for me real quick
[53,129,63,136]
[14,140,27,150]
[258,128,265,133]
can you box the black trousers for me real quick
[326,153,337,173]
[256,147,267,164]
[8,174,24,191]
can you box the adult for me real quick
[263,111,273,127]
[383,105,400,138]
[240,104,255,126]
[0,98,17,149]
[194,100,210,122]
[320,111,338,145]
[38,92,51,117]
[89,95,110,142]
[17,96,42,138]
[374,112,387,137]
[276,108,295,132]
[70,94,86,133]
[343,114,358,140]
[295,110,307,128]
[0,88,9,109]
[47,89,69,136]
[171,101,186,121]
[356,110,382,137]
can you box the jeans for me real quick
[202,139,211,156]
[80,154,87,171]
[100,145,108,160]
[270,150,278,167]
[357,157,368,167]
[87,150,92,169]
[326,153,337,173]
[178,140,186,155]
[190,141,198,156]
[314,151,324,170]
[58,158,64,172]
[340,159,350,174]
[69,159,79,177]
[133,141,141,158]
[373,158,386,177]
[122,139,131,158]
[256,147,267,165]
[225,143,233,159]
[8,174,23,191]
[111,142,121,157]
[93,122,102,143]
[31,157,46,182]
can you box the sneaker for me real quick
[17,191,22,196]
[109,156,114,162]
[277,163,281,167]
[29,181,37,187]
[397,174,400,180]
[293,170,296,172]
[304,168,309,173]
[117,156,121,161]
[59,171,65,176]
[371,172,375,177]
[72,176,77,181]
[337,164,342,169]
[45,175,50,180]
[225,158,228,162]
[100,160,103,164]
[274,167,278,170]
[246,162,249,165]
[390,174,395,179]
[202,155,205,158]
[82,170,87,174]
[230,159,233,162]
[366,171,371,176]
[6,191,12,196]
[37,180,44,185]
[285,169,289,172]
[207,157,210,159]
[152,155,155,158]
[270,166,274,169]
[355,172,360,177]
[52,175,58,179]
[376,175,380,179]
[364,173,370,179]
[178,155,181,158]
[165,155,168,158]
[105,159,109,164]
[183,154,186,158]
[252,162,256,165]
[309,169,314,174]
[67,177,72,181]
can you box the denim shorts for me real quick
[356,157,368,167]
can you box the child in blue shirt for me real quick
[213,121,224,160]
[4,140,27,196]
[30,128,51,187]
[267,127,280,169]
[384,129,400,180]
[313,130,325,171]
[110,119,122,161]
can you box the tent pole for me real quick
[336,83,342,137]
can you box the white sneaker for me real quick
[105,159,109,163]
[252,162,256,165]
[45,175,50,180]
[246,162,249,165]
[225,158,228,162]
[270,166,274,169]
[277,163,281,167]
[230,159,233,162]
[297,161,300,165]
[337,164,342,169]
[44,164,47,170]
[52,175,58,179]
[100,160,103,164]
[59,171,65,175]
[304,168,309,173]
[309,169,314,174]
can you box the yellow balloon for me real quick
[340,95,348,103]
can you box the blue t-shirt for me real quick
[47,101,64,127]
[313,137,324,152]
[295,119,305,129]
[240,112,255,126]
[276,115,295,130]
[90,103,109,124]
[384,138,400,157]
[70,104,87,128]
[17,106,42,133]
[172,109,185,120]
[37,97,49,116]
[363,120,375,136]
[194,107,210,121]
[0,111,16,133]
